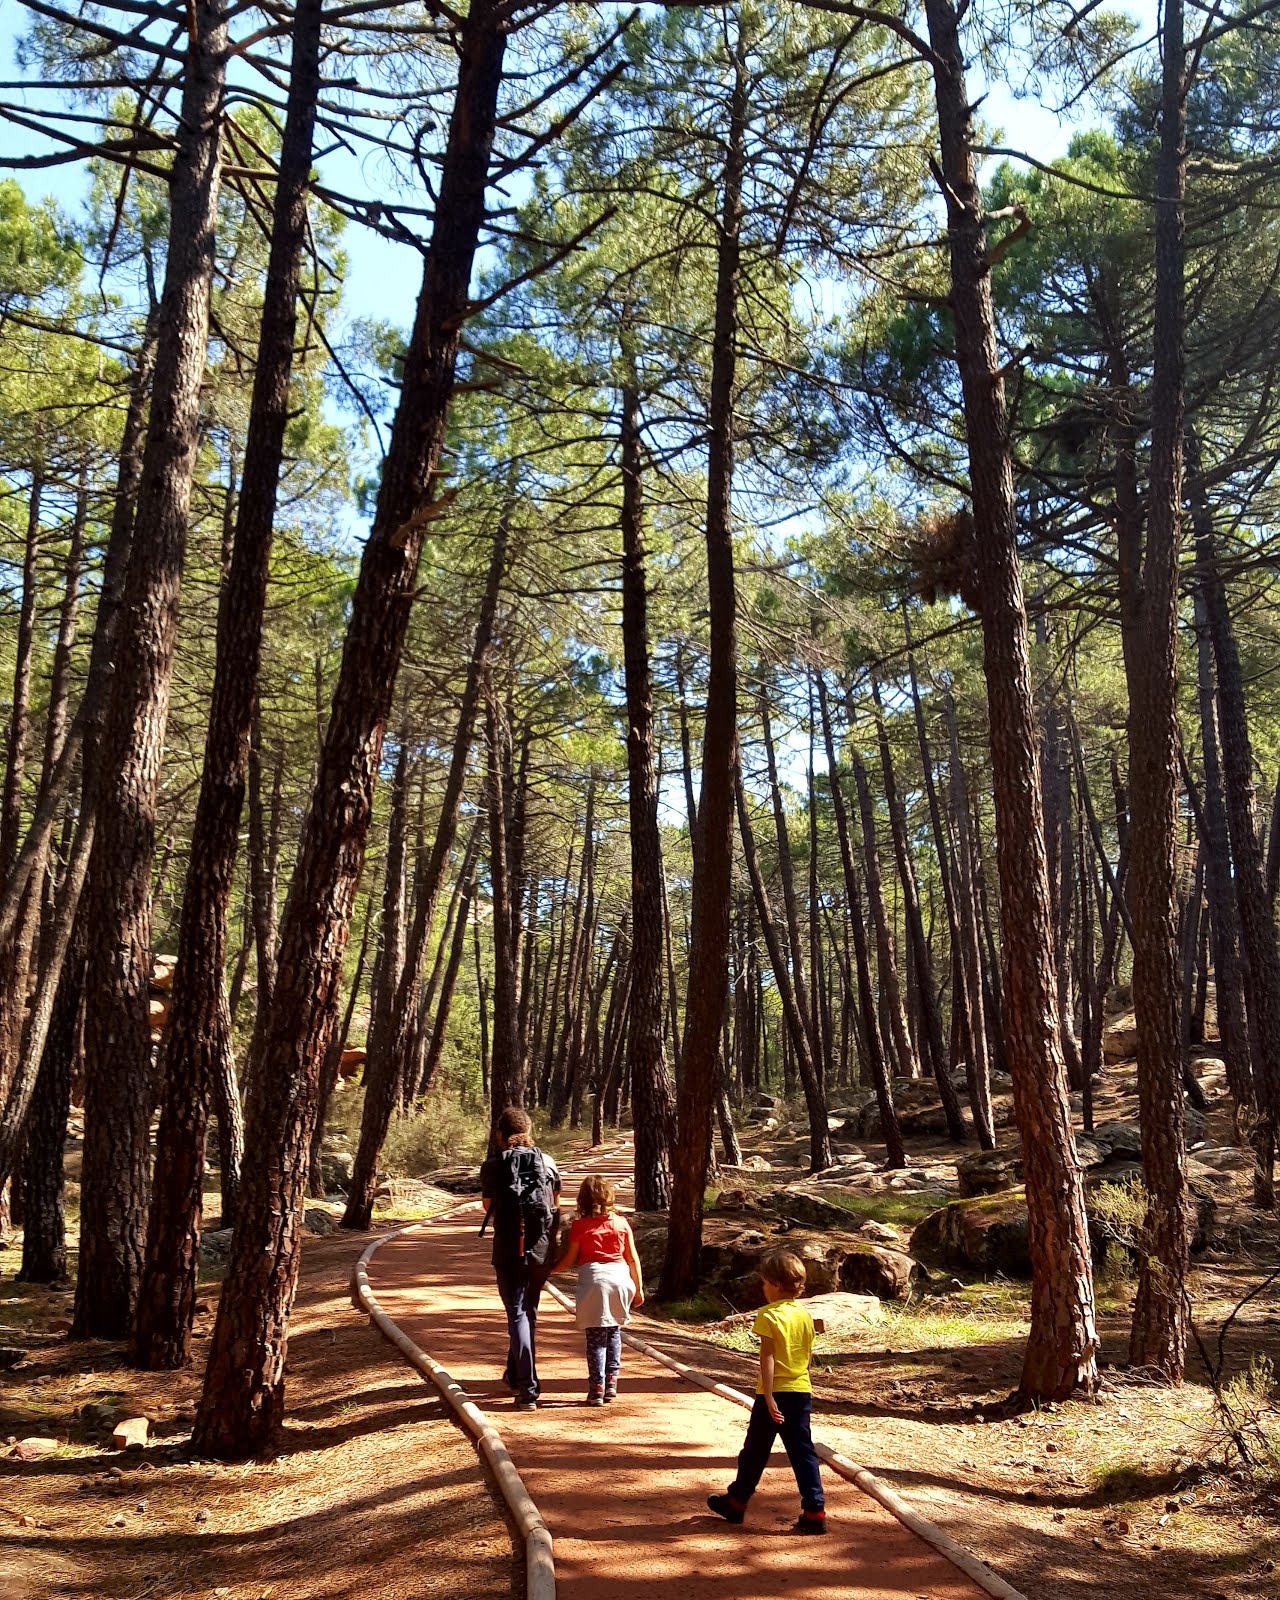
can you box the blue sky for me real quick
[1,5,1149,343]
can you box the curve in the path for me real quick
[360,1148,1024,1600]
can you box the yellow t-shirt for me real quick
[752,1298,813,1394]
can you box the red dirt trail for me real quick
[367,1150,991,1600]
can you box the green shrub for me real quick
[381,1095,486,1177]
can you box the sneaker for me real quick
[706,1494,745,1525]
[792,1512,827,1535]
[587,1385,604,1407]
[515,1398,538,1411]
[603,1378,618,1403]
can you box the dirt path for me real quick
[367,1149,998,1600]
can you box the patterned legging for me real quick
[585,1326,622,1388]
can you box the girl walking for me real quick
[552,1175,644,1405]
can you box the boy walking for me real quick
[707,1248,826,1534]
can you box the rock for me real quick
[82,1402,122,1429]
[1184,1106,1208,1146]
[10,1436,58,1461]
[804,1289,883,1331]
[1092,1121,1144,1159]
[112,1418,149,1451]
[200,1228,234,1266]
[195,1508,210,1524]
[752,1092,782,1110]
[770,1184,856,1231]
[1192,1145,1253,1172]
[1074,1138,1109,1169]
[839,1242,924,1301]
[427,1166,484,1195]
[304,1207,338,1236]
[1085,1163,1218,1254]
[0,1346,25,1370]
[911,1191,1032,1277]
[1102,1015,1139,1062]
[338,1047,366,1081]
[956,1148,1023,1197]
[720,1156,771,1173]
[319,1151,353,1191]
[713,1188,754,1212]
[858,1220,903,1245]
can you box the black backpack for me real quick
[482,1146,559,1268]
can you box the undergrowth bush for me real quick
[381,1095,486,1177]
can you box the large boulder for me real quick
[319,1150,353,1192]
[1084,1162,1218,1254]
[430,1166,484,1195]
[956,1148,1023,1197]
[806,1290,884,1331]
[1091,1121,1143,1159]
[1103,1015,1139,1062]
[910,1191,1031,1276]
[769,1184,856,1232]
[200,1227,234,1267]
[839,1242,923,1301]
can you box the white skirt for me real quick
[574,1260,634,1330]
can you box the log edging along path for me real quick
[353,1170,1028,1600]
[354,1214,556,1600]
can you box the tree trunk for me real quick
[736,770,832,1172]
[341,515,507,1229]
[194,0,509,1457]
[759,688,819,1066]
[815,673,903,1166]
[309,896,373,1198]
[943,686,996,1149]
[1190,438,1280,1199]
[1190,582,1255,1123]
[620,381,677,1208]
[851,749,916,1081]
[485,682,524,1127]
[922,0,1099,1399]
[873,682,966,1141]
[132,0,322,1365]
[76,0,230,1343]
[1119,0,1191,1377]
[418,857,479,1103]
[0,472,43,882]
[660,18,746,1299]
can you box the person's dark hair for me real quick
[576,1174,616,1219]
[496,1105,533,1147]
[759,1248,806,1297]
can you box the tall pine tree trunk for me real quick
[620,380,677,1208]
[922,0,1098,1399]
[76,0,230,1341]
[132,0,322,1365]
[194,0,509,1456]
[661,17,746,1299]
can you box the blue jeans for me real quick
[494,1262,543,1402]
[728,1393,824,1514]
[585,1326,621,1389]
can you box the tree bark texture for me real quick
[660,22,746,1300]
[76,0,230,1343]
[132,0,322,1366]
[194,0,509,1457]
[922,0,1099,1399]
[620,382,677,1209]
[1119,0,1191,1377]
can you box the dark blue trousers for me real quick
[728,1392,824,1513]
[494,1262,543,1403]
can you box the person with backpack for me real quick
[479,1105,561,1410]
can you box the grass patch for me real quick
[654,1291,730,1323]
[815,1188,949,1230]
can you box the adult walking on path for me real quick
[368,1146,999,1600]
[479,1106,561,1409]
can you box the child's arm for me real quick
[758,1335,784,1424]
[551,1236,579,1275]
[621,1220,645,1306]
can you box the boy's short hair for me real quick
[496,1105,533,1145]
[759,1248,806,1296]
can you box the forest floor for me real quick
[649,1051,1280,1600]
[0,1208,519,1600]
[3,1051,1279,1600]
